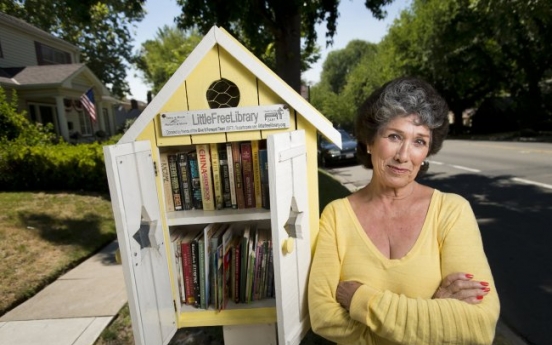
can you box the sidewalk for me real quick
[0,241,127,345]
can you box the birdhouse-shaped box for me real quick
[103,26,341,345]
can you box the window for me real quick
[102,108,111,135]
[35,42,71,65]
[78,111,93,135]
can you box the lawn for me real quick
[0,191,116,315]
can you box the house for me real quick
[0,11,118,141]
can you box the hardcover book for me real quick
[240,142,255,208]
[187,151,203,209]
[210,143,224,210]
[176,151,193,210]
[180,228,202,305]
[259,148,270,209]
[226,143,237,208]
[231,142,245,209]
[251,140,263,208]
[168,153,183,211]
[159,152,175,212]
[218,147,232,208]
[196,144,215,211]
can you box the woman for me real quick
[308,77,500,345]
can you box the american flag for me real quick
[80,88,97,121]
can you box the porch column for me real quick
[55,96,70,141]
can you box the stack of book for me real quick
[159,140,270,212]
[170,222,275,311]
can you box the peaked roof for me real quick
[120,26,341,148]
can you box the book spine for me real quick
[159,152,175,212]
[177,152,193,210]
[240,142,255,208]
[187,151,203,209]
[198,238,206,309]
[259,149,270,209]
[233,239,241,303]
[251,140,262,208]
[239,234,249,303]
[226,143,237,208]
[172,234,185,303]
[197,144,215,211]
[168,154,183,211]
[219,148,232,208]
[210,143,224,210]
[253,240,264,301]
[181,242,195,305]
[232,142,245,209]
[191,238,201,308]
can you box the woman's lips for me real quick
[388,165,410,174]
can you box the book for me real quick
[251,140,263,208]
[191,230,202,308]
[202,223,222,309]
[220,225,235,310]
[231,233,241,303]
[239,224,252,303]
[245,228,258,303]
[168,153,183,211]
[210,143,224,210]
[159,152,175,212]
[226,143,237,208]
[231,142,245,209]
[187,151,203,209]
[259,148,270,209]
[240,142,255,208]
[177,151,193,210]
[180,228,202,305]
[210,224,228,309]
[170,228,186,303]
[218,147,232,208]
[197,144,215,211]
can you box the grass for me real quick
[0,191,116,315]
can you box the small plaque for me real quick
[160,104,290,136]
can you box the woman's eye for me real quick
[415,139,427,146]
[388,134,401,141]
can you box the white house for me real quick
[0,11,119,141]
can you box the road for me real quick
[324,139,552,345]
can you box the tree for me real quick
[311,40,382,127]
[134,26,203,95]
[174,0,394,92]
[0,0,146,98]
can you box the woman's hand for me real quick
[336,281,362,311]
[433,272,491,304]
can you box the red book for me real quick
[240,142,255,208]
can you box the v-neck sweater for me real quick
[308,190,500,345]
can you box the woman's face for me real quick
[368,114,431,189]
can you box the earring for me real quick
[367,149,371,154]
[421,161,425,166]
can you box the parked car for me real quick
[318,129,358,167]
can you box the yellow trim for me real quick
[178,307,276,327]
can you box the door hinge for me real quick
[153,161,158,177]
[173,300,177,313]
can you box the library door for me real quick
[104,141,177,345]
[268,130,311,345]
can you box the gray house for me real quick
[0,11,118,141]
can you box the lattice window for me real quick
[206,78,240,108]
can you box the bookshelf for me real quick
[103,26,341,345]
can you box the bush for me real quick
[0,141,109,193]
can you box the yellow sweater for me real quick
[308,190,500,345]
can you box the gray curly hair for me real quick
[355,76,450,174]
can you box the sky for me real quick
[126,0,411,102]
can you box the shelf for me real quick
[166,208,271,226]
[178,300,276,327]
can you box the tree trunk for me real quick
[273,4,302,92]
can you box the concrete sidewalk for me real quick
[0,241,127,345]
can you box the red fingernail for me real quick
[466,274,474,279]
[477,295,484,300]
[480,281,489,286]
[482,287,490,292]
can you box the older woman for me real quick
[308,77,500,345]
